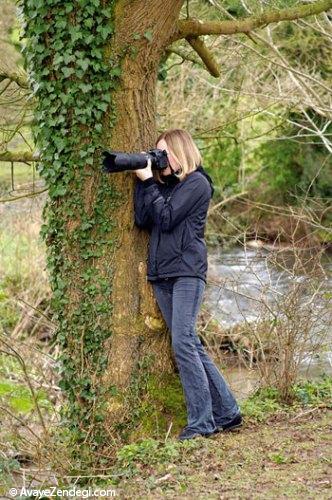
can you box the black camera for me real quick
[101,148,169,173]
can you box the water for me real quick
[205,244,332,398]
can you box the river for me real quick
[205,244,332,399]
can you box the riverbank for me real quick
[207,196,332,250]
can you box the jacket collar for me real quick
[159,165,215,197]
[195,165,215,198]
[160,172,180,186]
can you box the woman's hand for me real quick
[134,152,153,181]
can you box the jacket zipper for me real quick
[154,229,160,273]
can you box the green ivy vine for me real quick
[17,0,126,455]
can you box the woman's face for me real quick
[156,138,180,176]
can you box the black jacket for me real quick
[134,165,214,283]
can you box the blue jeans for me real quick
[152,276,241,434]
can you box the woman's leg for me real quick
[192,331,241,426]
[151,279,174,332]
[152,277,240,428]
[171,277,217,434]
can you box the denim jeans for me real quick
[152,276,241,434]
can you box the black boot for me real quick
[214,413,243,434]
[177,426,217,441]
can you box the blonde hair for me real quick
[154,128,202,183]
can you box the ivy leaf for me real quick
[53,40,64,50]
[91,47,103,59]
[59,92,71,105]
[96,102,108,112]
[85,35,94,44]
[55,19,67,29]
[143,30,153,42]
[91,62,101,71]
[50,185,67,197]
[101,7,113,18]
[77,59,89,71]
[53,54,64,66]
[79,83,93,93]
[84,18,94,29]
[79,149,89,158]
[98,24,113,40]
[62,67,75,78]
[63,53,76,65]
[69,26,83,43]
[110,67,121,78]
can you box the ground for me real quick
[115,408,331,499]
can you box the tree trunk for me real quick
[98,0,187,442]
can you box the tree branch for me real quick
[165,47,202,66]
[171,0,332,41]
[0,67,29,89]
[0,151,39,162]
[185,36,220,77]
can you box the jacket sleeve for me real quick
[142,174,211,233]
[134,178,154,231]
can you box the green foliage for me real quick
[115,437,200,478]
[0,380,51,413]
[116,438,179,471]
[293,376,332,406]
[199,106,330,211]
[251,110,332,203]
[0,456,20,475]
[275,20,332,79]
[17,0,125,456]
[241,375,332,422]
[269,453,288,464]
[201,123,241,196]
[252,138,301,204]
[0,286,20,332]
[240,386,284,421]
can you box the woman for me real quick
[134,129,242,440]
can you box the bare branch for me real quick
[165,47,202,66]
[0,67,29,89]
[171,0,332,41]
[208,191,249,215]
[0,188,48,203]
[0,150,39,162]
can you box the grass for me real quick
[0,379,51,413]
[2,407,330,497]
[109,377,331,498]
[0,192,50,334]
